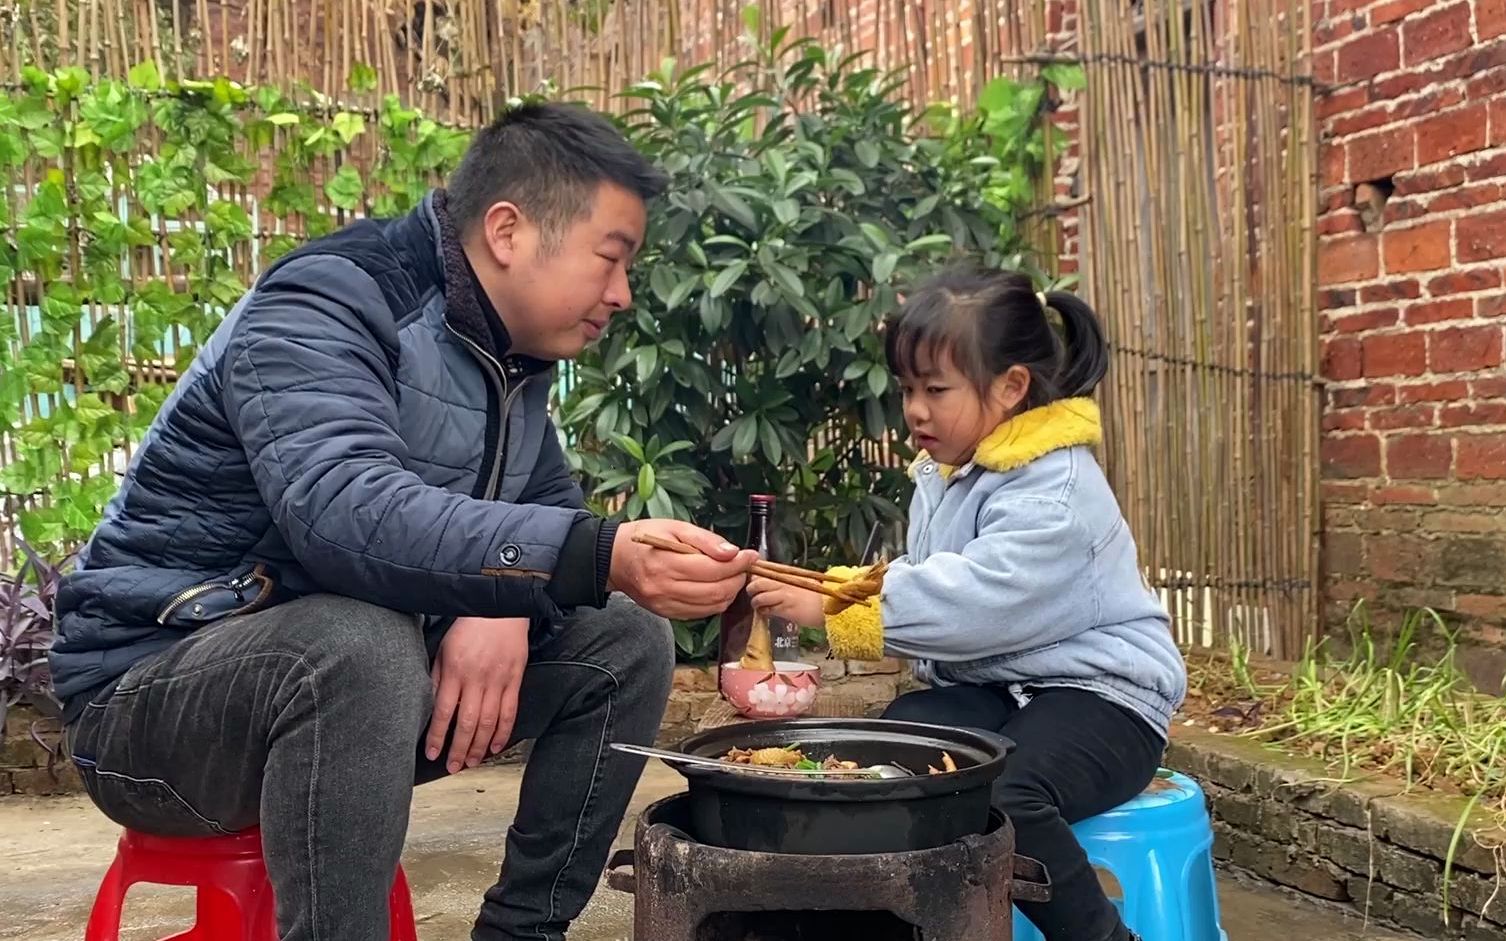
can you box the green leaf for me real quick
[758,418,783,464]
[709,423,738,452]
[764,148,788,184]
[646,487,674,520]
[612,433,647,462]
[636,345,659,381]
[169,229,207,266]
[772,198,799,226]
[672,621,697,655]
[872,252,898,284]
[764,259,804,299]
[331,112,367,144]
[29,126,65,160]
[906,234,953,253]
[854,139,880,168]
[859,223,890,249]
[55,66,89,99]
[710,187,757,230]
[205,200,253,247]
[41,283,82,335]
[709,260,747,298]
[1042,63,1087,91]
[137,162,199,216]
[731,416,758,459]
[649,265,677,305]
[263,233,301,262]
[324,164,365,211]
[623,493,645,519]
[741,2,761,35]
[866,363,889,398]
[666,277,697,311]
[348,62,379,92]
[698,293,726,333]
[979,76,1014,113]
[128,59,163,91]
[637,463,657,498]
[828,168,865,195]
[80,81,148,151]
[595,401,621,441]
[266,112,301,126]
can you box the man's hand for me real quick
[426,616,530,775]
[608,519,759,619]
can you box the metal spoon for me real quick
[610,743,912,779]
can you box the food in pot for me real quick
[927,751,958,775]
[723,746,861,771]
[722,745,961,775]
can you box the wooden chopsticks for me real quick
[630,532,855,603]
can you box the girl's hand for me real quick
[747,575,826,628]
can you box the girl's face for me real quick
[899,348,1030,466]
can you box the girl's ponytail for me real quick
[1043,291,1110,398]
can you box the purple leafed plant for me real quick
[1,540,71,731]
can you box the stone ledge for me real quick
[1,707,83,797]
[1168,725,1505,939]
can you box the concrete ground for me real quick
[0,763,1421,941]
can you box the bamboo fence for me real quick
[0,0,1317,656]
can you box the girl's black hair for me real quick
[882,266,1109,410]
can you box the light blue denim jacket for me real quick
[826,399,1187,738]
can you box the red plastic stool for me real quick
[83,827,419,940]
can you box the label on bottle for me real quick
[770,616,799,664]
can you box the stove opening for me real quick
[696,910,923,941]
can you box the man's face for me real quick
[475,182,648,361]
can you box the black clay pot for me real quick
[673,718,1014,855]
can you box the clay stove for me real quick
[605,793,1048,941]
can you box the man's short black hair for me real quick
[446,102,667,248]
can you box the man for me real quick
[50,102,755,940]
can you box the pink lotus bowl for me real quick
[719,661,822,719]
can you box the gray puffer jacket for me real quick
[50,190,614,720]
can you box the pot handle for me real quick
[1010,854,1052,903]
[605,848,636,895]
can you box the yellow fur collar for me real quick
[909,397,1102,479]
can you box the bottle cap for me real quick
[749,493,777,507]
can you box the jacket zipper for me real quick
[445,323,529,501]
[156,569,263,625]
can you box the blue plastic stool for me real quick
[1010,770,1227,941]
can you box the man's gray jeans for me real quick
[65,592,673,941]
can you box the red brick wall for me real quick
[1315,0,1506,685]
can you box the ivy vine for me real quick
[0,60,472,557]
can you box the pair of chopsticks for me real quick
[631,532,857,603]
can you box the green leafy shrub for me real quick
[561,33,1070,659]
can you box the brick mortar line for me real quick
[1317,315,1505,331]
[1318,181,1506,212]
[1322,295,1504,309]
[1321,180,1506,201]
[1320,94,1498,137]
[1323,424,1506,433]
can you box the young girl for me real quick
[749,266,1187,941]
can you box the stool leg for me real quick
[249,886,280,941]
[388,866,419,941]
[83,859,129,941]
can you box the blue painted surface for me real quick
[1012,770,1227,941]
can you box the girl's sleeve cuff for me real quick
[822,565,885,661]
